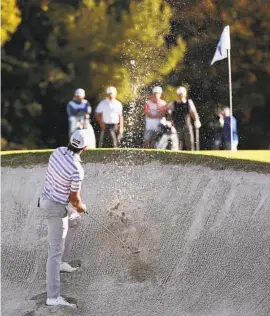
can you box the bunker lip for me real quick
[2,154,270,316]
[1,149,270,174]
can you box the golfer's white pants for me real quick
[40,196,81,299]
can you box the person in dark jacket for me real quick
[167,86,201,150]
[66,89,92,138]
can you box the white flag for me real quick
[211,25,231,65]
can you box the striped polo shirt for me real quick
[42,147,84,205]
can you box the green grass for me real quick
[1,149,270,174]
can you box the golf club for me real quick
[84,210,140,254]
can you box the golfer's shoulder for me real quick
[52,146,65,157]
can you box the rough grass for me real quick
[1,149,270,174]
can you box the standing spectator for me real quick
[219,107,239,150]
[209,109,224,149]
[143,86,167,148]
[95,86,124,148]
[66,89,92,138]
[167,86,201,150]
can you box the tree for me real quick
[47,0,186,101]
[166,0,270,148]
[1,0,21,46]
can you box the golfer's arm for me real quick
[188,100,199,121]
[189,106,199,121]
[69,191,85,212]
[191,110,199,121]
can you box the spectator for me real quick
[66,89,92,138]
[143,86,167,148]
[95,86,124,148]
[167,86,201,150]
[209,109,224,149]
[219,107,239,151]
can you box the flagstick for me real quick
[227,47,233,151]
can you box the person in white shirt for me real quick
[143,86,167,148]
[95,86,124,148]
[167,86,201,150]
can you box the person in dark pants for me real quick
[95,86,124,148]
[219,107,239,150]
[167,86,201,150]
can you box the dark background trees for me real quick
[1,0,270,150]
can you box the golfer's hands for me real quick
[194,120,201,129]
[77,202,87,213]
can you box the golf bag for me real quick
[75,111,96,148]
[155,118,179,150]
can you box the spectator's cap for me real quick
[75,88,85,98]
[152,86,163,94]
[176,86,187,95]
[70,130,89,149]
[106,86,117,95]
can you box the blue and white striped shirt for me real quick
[42,147,84,205]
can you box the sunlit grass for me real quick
[1,149,269,163]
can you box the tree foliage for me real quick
[1,0,21,46]
[1,0,270,149]
[167,0,270,148]
[47,0,185,100]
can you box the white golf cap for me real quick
[176,86,187,95]
[75,88,85,98]
[152,86,163,93]
[70,130,89,149]
[106,86,117,95]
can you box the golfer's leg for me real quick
[47,215,68,299]
[62,215,81,263]
[143,130,151,148]
[98,131,105,148]
[185,126,195,151]
[177,128,184,150]
[110,128,118,148]
[224,141,231,150]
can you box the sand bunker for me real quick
[1,160,270,316]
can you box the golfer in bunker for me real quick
[39,129,88,308]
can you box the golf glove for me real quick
[66,203,82,227]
